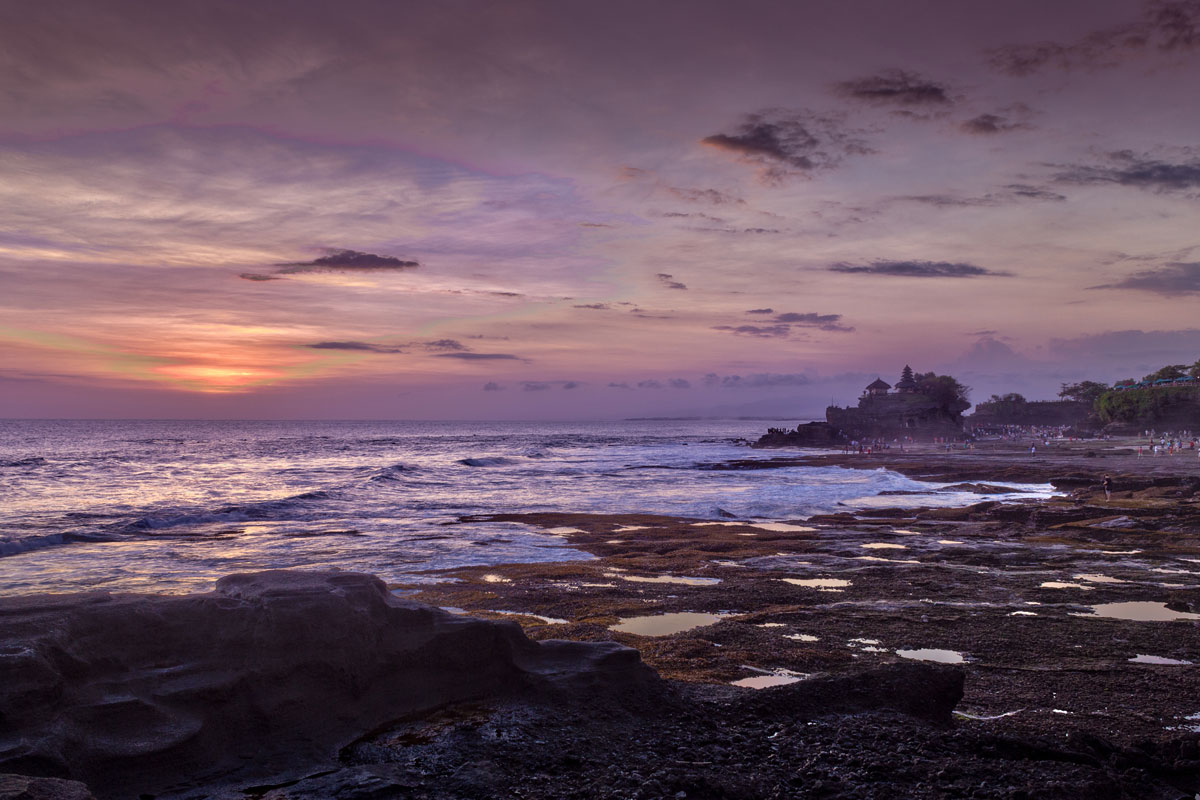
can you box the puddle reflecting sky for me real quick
[780,577,851,589]
[896,648,965,664]
[732,674,803,689]
[604,572,721,586]
[610,611,727,636]
[1129,654,1192,665]
[1078,602,1200,622]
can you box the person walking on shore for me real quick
[1103,475,1112,501]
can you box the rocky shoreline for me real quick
[3,439,1199,799]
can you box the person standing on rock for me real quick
[1102,475,1112,501]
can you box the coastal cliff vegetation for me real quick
[1093,361,1200,427]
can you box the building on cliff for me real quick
[753,367,971,448]
[825,368,970,440]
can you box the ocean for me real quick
[0,419,1053,596]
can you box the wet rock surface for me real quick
[0,775,95,800]
[256,672,1192,800]
[0,571,656,799]
[4,440,1199,798]
[396,440,1200,797]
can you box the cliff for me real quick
[825,391,968,441]
[1097,386,1200,430]
[969,399,1092,428]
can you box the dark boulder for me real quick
[732,662,964,725]
[0,571,658,799]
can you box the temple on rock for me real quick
[864,378,891,396]
[826,366,969,440]
[754,366,970,447]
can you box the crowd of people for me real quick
[1137,430,1198,456]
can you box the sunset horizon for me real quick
[5,0,1200,421]
[4,4,1200,796]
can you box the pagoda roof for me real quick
[866,378,891,390]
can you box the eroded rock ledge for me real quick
[0,571,657,799]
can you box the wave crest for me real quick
[457,457,514,467]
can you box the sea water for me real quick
[0,419,1053,595]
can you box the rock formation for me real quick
[826,386,968,440]
[755,370,971,447]
[0,571,657,799]
[0,775,95,800]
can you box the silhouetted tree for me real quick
[1057,381,1109,404]
[914,372,971,412]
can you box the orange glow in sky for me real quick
[153,364,288,392]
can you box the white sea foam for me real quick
[0,418,1054,596]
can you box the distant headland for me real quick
[755,358,1200,448]
[755,366,971,447]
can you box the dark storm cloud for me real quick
[309,338,471,354]
[830,260,1010,278]
[423,339,466,351]
[745,308,775,314]
[277,249,419,273]
[1054,151,1200,193]
[987,1,1200,75]
[900,194,997,208]
[572,303,610,310]
[668,378,691,389]
[435,352,521,360]
[482,381,504,391]
[656,273,688,290]
[897,184,1066,207]
[305,341,405,353]
[702,109,872,180]
[960,113,1031,135]
[561,381,581,390]
[833,69,953,106]
[714,309,853,337]
[773,312,854,332]
[667,187,745,205]
[1090,261,1200,294]
[711,324,792,338]
[637,379,664,389]
[1003,184,1068,202]
[239,273,282,281]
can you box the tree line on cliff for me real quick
[973,359,1200,427]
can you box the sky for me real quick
[2,0,1200,420]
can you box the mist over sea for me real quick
[0,419,1052,596]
